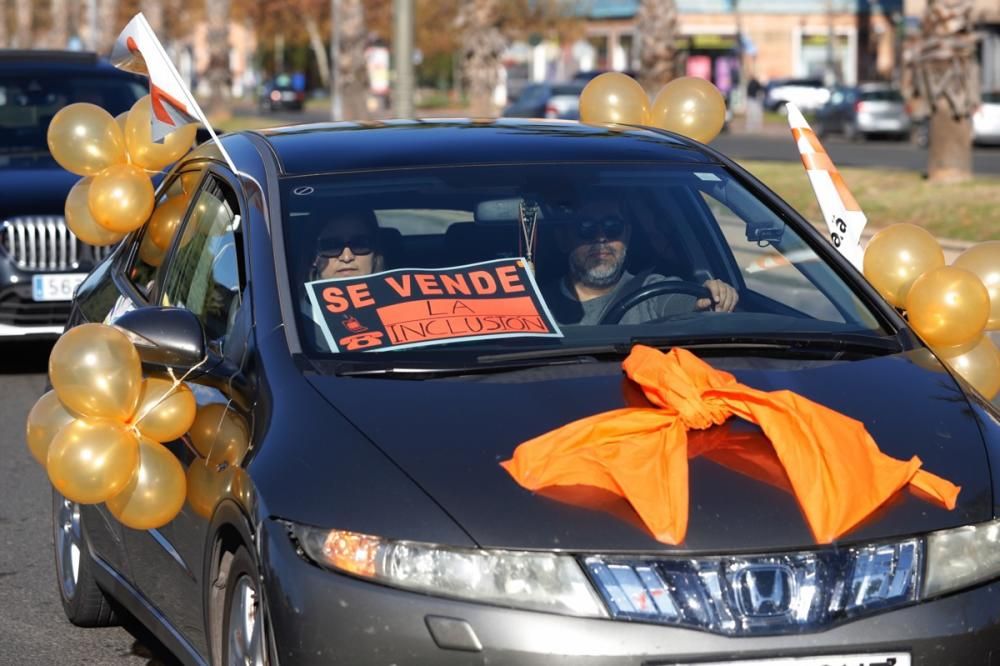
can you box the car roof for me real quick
[250,118,720,176]
[0,50,134,76]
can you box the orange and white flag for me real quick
[111,13,208,142]
[786,104,865,268]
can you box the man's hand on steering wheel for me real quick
[696,279,740,312]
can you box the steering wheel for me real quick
[599,280,712,325]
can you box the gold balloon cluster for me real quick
[578,73,727,144]
[48,96,197,246]
[25,324,196,530]
[864,229,1000,399]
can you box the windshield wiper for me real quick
[328,354,601,378]
[477,332,904,364]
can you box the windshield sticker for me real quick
[694,172,722,182]
[305,258,564,352]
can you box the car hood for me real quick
[306,350,991,553]
[0,158,78,218]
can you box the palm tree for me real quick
[456,0,506,117]
[636,0,678,92]
[336,0,369,120]
[907,0,980,183]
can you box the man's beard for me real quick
[569,246,627,289]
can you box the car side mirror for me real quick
[115,307,207,370]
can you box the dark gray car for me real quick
[53,120,1000,665]
[815,83,912,141]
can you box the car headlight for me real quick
[924,518,1000,598]
[285,523,607,618]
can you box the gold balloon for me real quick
[124,95,198,171]
[180,168,206,195]
[148,194,191,250]
[954,241,1000,330]
[138,228,166,267]
[186,461,235,519]
[935,335,1000,400]
[106,437,187,530]
[88,163,155,234]
[131,378,197,442]
[25,390,77,466]
[114,111,129,138]
[863,223,945,307]
[65,178,127,246]
[578,72,649,126]
[47,418,140,504]
[49,323,143,421]
[648,77,727,144]
[188,403,250,467]
[47,103,127,176]
[906,266,991,348]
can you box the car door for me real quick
[117,170,254,656]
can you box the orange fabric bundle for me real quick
[501,345,960,545]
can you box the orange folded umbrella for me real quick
[501,345,960,545]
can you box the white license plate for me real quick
[32,273,86,302]
[679,654,909,666]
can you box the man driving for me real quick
[541,192,739,325]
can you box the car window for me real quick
[860,89,903,102]
[160,175,243,350]
[983,91,1000,104]
[127,176,185,299]
[0,73,144,156]
[281,163,888,358]
[518,85,548,106]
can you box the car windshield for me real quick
[281,163,888,362]
[0,73,145,156]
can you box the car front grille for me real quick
[0,292,72,326]
[0,216,114,270]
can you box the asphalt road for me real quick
[712,131,1000,175]
[248,106,1000,175]
[0,340,178,666]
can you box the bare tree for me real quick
[13,0,30,48]
[97,0,119,53]
[204,0,232,115]
[636,0,678,92]
[0,0,8,49]
[336,0,369,120]
[49,0,68,49]
[906,0,980,183]
[456,0,505,117]
[141,0,164,34]
[305,15,330,87]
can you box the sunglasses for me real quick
[573,216,627,242]
[317,235,375,258]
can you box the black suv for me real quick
[0,50,144,339]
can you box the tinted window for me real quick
[860,89,903,102]
[161,176,243,347]
[281,163,886,358]
[0,73,144,155]
[982,91,1000,104]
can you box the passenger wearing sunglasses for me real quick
[310,208,384,280]
[542,194,738,325]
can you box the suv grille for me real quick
[1,216,114,270]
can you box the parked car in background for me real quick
[764,78,830,113]
[572,69,639,83]
[973,91,1000,145]
[259,73,305,112]
[814,83,911,141]
[502,81,584,120]
[0,50,144,339]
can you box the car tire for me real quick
[52,489,118,627]
[221,546,271,666]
